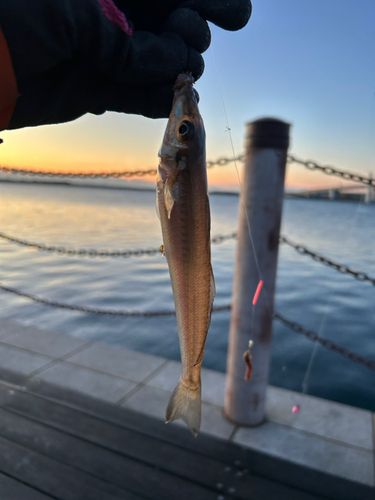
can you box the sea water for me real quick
[0,182,374,411]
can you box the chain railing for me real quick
[1,230,374,287]
[0,231,162,258]
[0,166,158,178]
[0,279,373,371]
[274,312,375,371]
[0,231,238,257]
[1,154,373,187]
[287,155,375,187]
[0,280,231,317]
[279,236,375,286]
[0,155,244,178]
[206,155,244,169]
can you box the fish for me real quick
[156,73,215,436]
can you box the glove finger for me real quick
[181,0,252,31]
[109,82,174,118]
[162,8,211,53]
[186,46,205,81]
[124,32,204,84]
[8,59,200,128]
[113,0,183,31]
[109,81,200,118]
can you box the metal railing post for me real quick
[365,172,374,204]
[224,118,290,426]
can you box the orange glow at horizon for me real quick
[0,146,356,191]
[0,142,156,174]
[0,125,361,191]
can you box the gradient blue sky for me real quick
[1,0,375,188]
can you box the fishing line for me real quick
[297,197,365,406]
[210,45,262,280]
[210,44,276,340]
[210,44,279,384]
[301,309,329,395]
[299,176,350,398]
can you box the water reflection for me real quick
[0,183,374,410]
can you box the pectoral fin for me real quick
[164,181,175,219]
[156,189,161,220]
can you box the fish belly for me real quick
[157,168,214,435]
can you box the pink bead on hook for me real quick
[292,405,300,414]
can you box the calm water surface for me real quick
[0,183,374,411]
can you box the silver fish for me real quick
[157,73,215,436]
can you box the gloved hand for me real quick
[0,0,251,129]
[115,0,252,51]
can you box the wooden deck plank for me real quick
[0,384,323,500]
[0,472,54,500]
[0,406,221,500]
[0,376,373,500]
[36,385,370,500]
[0,435,144,500]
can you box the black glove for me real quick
[115,0,252,52]
[0,0,251,129]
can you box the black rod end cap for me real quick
[246,117,291,149]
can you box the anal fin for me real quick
[194,264,216,367]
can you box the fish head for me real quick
[158,73,205,179]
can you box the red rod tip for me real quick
[252,280,263,305]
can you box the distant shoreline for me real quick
[0,178,240,196]
[0,178,155,192]
[0,178,370,202]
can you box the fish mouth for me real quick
[174,73,195,90]
[174,74,200,104]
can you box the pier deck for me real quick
[0,318,373,499]
[0,376,369,500]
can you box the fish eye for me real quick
[178,120,195,141]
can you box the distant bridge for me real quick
[288,183,375,203]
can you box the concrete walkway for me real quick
[0,318,373,488]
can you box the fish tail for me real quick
[166,380,201,437]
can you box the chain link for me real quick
[2,231,374,288]
[0,231,162,258]
[0,166,157,178]
[0,156,243,178]
[206,155,244,169]
[0,281,230,317]
[0,231,237,257]
[0,279,373,371]
[274,312,375,371]
[0,156,245,178]
[209,232,237,245]
[1,155,373,187]
[280,235,375,286]
[287,155,375,187]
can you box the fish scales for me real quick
[157,73,215,436]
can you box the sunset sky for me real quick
[1,0,374,190]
